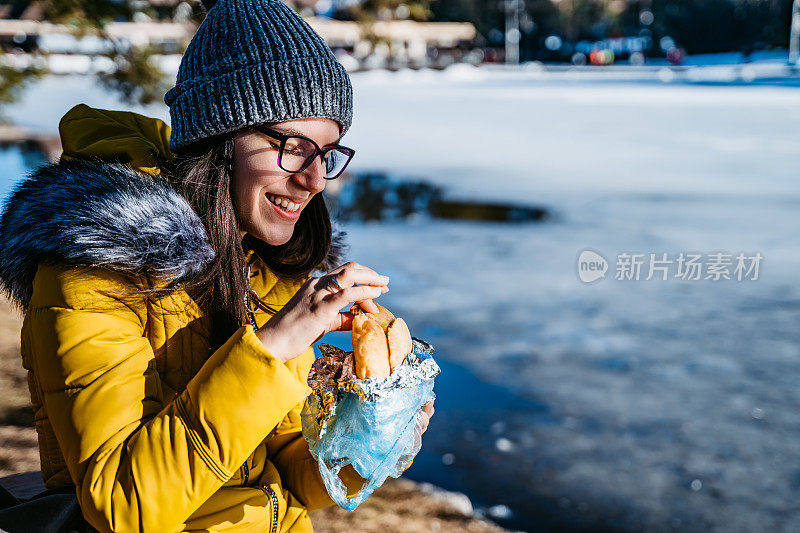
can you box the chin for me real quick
[269,234,293,246]
[254,227,295,246]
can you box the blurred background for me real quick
[1,1,800,532]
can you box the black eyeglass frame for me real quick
[252,125,356,180]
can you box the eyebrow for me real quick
[270,126,343,145]
[271,126,304,136]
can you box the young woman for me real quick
[0,0,433,531]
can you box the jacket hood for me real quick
[0,104,346,309]
[59,103,173,173]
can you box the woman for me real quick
[0,0,433,531]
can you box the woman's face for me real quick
[231,117,341,245]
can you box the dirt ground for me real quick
[0,297,506,532]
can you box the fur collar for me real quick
[0,159,345,309]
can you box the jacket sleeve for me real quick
[26,265,309,533]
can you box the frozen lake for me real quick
[3,67,800,531]
[345,68,800,532]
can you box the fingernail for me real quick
[381,286,389,293]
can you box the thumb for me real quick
[329,311,354,333]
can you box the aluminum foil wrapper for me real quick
[305,337,440,438]
[301,337,440,510]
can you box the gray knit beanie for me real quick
[164,0,353,153]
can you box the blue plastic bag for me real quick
[300,339,440,511]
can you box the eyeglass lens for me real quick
[279,136,351,179]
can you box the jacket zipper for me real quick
[240,460,249,486]
[261,484,279,533]
[246,262,278,533]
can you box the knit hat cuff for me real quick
[166,57,353,153]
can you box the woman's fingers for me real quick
[358,297,380,313]
[330,312,354,332]
[418,410,430,433]
[333,267,389,288]
[314,261,390,314]
[416,401,435,435]
[329,261,379,276]
[327,262,389,287]
[256,263,387,362]
[326,285,386,308]
[312,263,389,308]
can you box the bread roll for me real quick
[351,302,395,332]
[352,314,391,379]
[386,318,412,371]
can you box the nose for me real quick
[294,155,327,193]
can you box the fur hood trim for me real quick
[0,159,216,308]
[0,159,347,309]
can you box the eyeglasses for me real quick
[252,125,355,180]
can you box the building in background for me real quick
[0,1,478,72]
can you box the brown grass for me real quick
[309,478,507,532]
[0,298,38,478]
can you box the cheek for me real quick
[231,178,268,235]
[232,152,266,208]
[239,152,264,176]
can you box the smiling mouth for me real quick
[266,193,302,213]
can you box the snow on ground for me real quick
[3,64,800,531]
[345,66,800,201]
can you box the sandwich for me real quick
[350,303,413,379]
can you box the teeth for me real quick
[267,194,301,213]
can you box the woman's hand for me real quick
[418,400,435,435]
[255,261,389,362]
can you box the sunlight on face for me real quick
[231,117,340,245]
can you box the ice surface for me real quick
[342,69,800,531]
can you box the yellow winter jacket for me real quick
[6,105,363,532]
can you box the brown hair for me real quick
[160,129,334,344]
